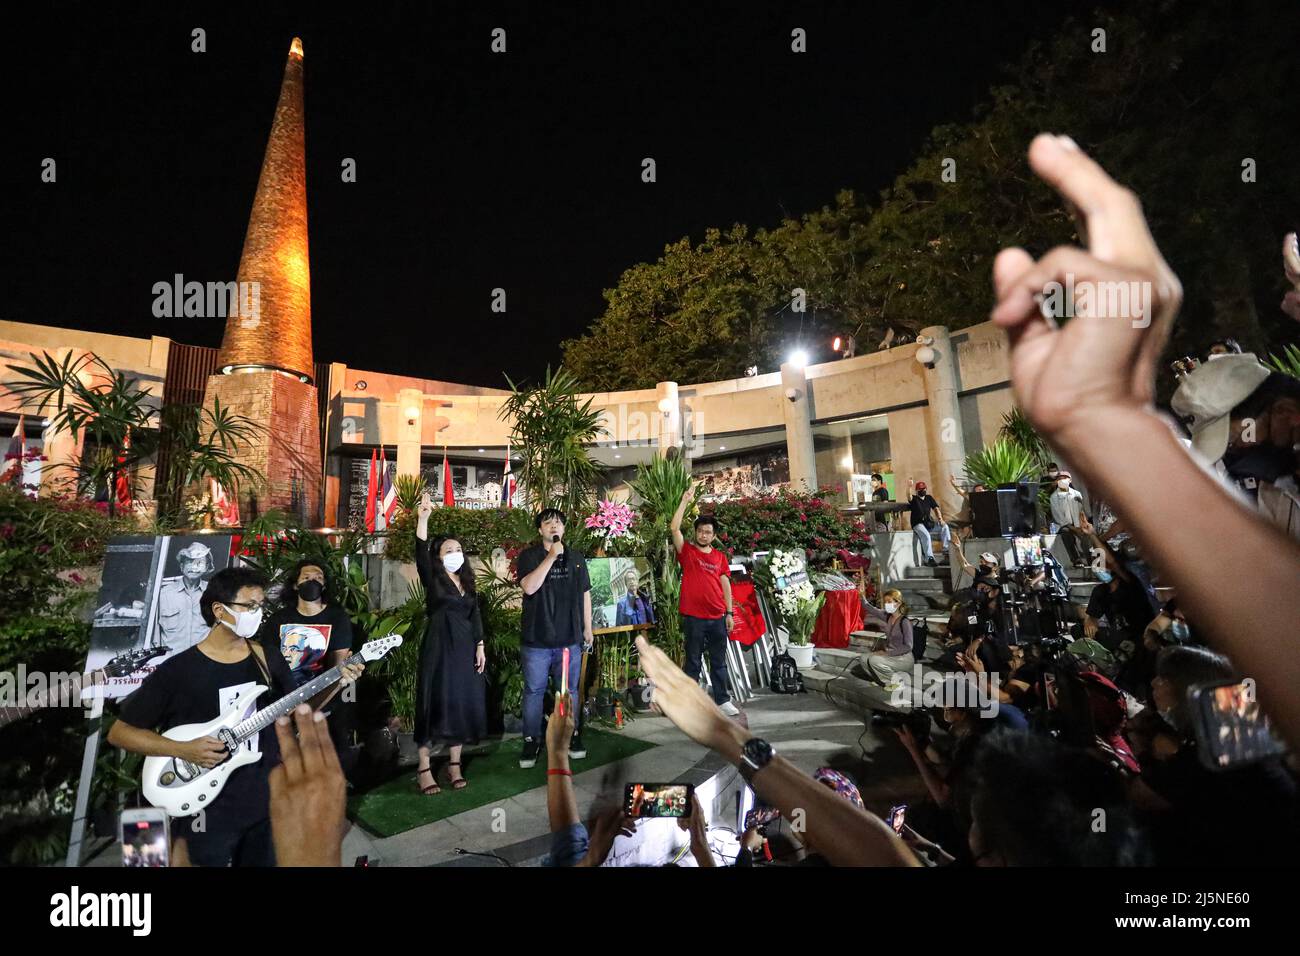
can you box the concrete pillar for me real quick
[918,325,968,517]
[655,381,681,458]
[396,387,423,478]
[779,362,817,492]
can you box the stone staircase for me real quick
[799,626,951,718]
[888,562,953,613]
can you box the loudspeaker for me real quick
[971,483,1039,537]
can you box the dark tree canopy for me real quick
[562,0,1300,395]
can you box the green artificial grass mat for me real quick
[348,728,656,837]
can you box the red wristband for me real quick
[547,768,572,777]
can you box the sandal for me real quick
[447,761,468,790]
[418,764,441,796]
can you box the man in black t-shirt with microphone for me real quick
[515,508,594,769]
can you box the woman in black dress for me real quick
[414,493,488,794]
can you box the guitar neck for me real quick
[232,650,363,742]
[0,670,98,729]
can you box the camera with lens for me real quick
[870,708,933,746]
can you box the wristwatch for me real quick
[738,737,775,784]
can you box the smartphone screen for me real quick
[120,811,169,867]
[1192,680,1286,771]
[625,783,693,819]
[887,804,907,834]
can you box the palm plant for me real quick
[963,438,1038,488]
[1268,343,1300,380]
[5,351,157,514]
[159,399,265,516]
[997,407,1051,471]
[499,366,604,519]
[4,350,265,521]
[394,473,427,512]
[629,453,696,664]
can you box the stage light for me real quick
[744,365,759,377]
[832,336,843,352]
[788,349,808,368]
[841,456,853,468]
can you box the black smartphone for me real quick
[1189,680,1286,771]
[624,782,693,819]
[887,804,907,834]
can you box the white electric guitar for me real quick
[141,635,402,817]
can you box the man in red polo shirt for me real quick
[671,487,740,716]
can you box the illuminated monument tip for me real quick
[216,35,313,381]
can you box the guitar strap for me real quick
[244,638,273,687]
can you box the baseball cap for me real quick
[979,552,999,566]
[1171,352,1272,463]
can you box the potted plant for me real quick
[754,549,825,669]
[583,499,637,557]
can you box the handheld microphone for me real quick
[553,533,566,568]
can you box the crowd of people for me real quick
[102,134,1299,868]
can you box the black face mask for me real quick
[297,579,324,602]
[1223,444,1296,485]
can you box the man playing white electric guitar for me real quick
[108,567,363,867]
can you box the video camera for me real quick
[870,708,933,747]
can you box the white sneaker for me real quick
[719,701,741,716]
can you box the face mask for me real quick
[442,552,465,573]
[1095,569,1113,584]
[224,605,263,638]
[884,602,898,614]
[1223,443,1296,485]
[297,579,324,602]
[1057,480,1070,491]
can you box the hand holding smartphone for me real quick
[120,808,170,868]
[624,782,694,819]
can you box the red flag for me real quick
[365,448,378,532]
[115,429,132,510]
[442,450,455,507]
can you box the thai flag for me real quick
[501,443,515,508]
[380,447,396,528]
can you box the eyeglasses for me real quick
[225,600,265,612]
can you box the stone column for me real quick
[655,381,681,458]
[396,388,423,478]
[918,325,967,517]
[779,362,817,492]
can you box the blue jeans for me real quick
[914,522,950,561]
[683,615,731,705]
[521,643,584,740]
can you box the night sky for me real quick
[4,1,1077,387]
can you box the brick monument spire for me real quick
[205,37,321,522]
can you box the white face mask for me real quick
[1057,479,1070,491]
[224,605,263,638]
[884,602,898,614]
[442,552,465,573]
